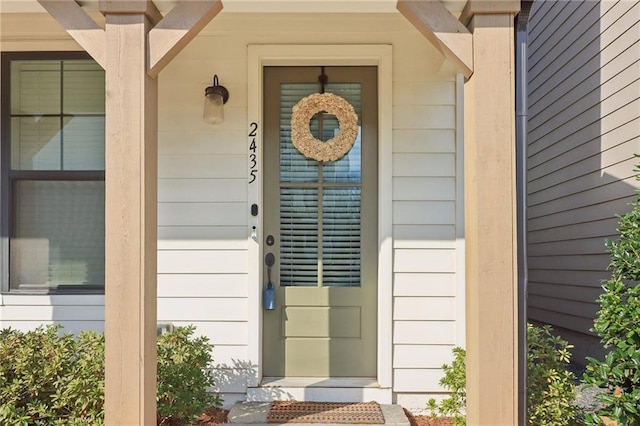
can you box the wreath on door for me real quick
[290,92,359,162]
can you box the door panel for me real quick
[263,66,378,378]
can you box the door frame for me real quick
[247,44,393,389]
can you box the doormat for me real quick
[266,401,385,424]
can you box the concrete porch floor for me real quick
[228,402,411,426]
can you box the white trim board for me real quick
[246,44,393,392]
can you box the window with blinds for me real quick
[279,83,363,287]
[1,53,105,292]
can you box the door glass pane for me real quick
[277,77,365,288]
[323,187,361,287]
[323,83,362,183]
[280,187,318,286]
[280,83,319,183]
[10,180,105,291]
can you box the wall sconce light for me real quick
[203,75,229,125]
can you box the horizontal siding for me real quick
[393,345,456,368]
[393,297,456,321]
[393,249,456,273]
[390,44,460,400]
[393,369,444,392]
[529,119,639,186]
[157,274,248,298]
[157,250,248,274]
[393,225,456,249]
[528,216,618,243]
[159,203,246,227]
[157,298,247,322]
[158,155,246,179]
[392,153,456,177]
[1,305,103,321]
[0,320,105,334]
[393,273,457,297]
[393,201,456,225]
[393,321,457,345]
[158,226,247,250]
[528,269,609,289]
[526,0,640,335]
[392,129,455,153]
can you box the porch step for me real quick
[227,401,410,426]
[246,378,392,402]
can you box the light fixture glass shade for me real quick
[203,91,224,124]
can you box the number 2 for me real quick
[248,122,258,137]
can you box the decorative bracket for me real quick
[397,0,473,79]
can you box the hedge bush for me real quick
[427,323,577,425]
[0,325,221,425]
[583,161,640,425]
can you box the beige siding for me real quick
[526,0,640,347]
[0,11,463,410]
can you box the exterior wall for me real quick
[527,0,640,362]
[0,11,464,411]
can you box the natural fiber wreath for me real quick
[290,92,359,162]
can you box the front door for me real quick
[263,66,378,378]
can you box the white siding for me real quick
[0,11,463,411]
[527,0,640,353]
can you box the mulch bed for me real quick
[403,409,454,426]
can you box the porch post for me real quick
[101,1,159,424]
[463,3,520,425]
[35,1,223,423]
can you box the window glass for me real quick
[62,116,106,170]
[323,83,362,183]
[323,187,361,287]
[11,181,105,290]
[3,54,105,293]
[10,60,61,115]
[10,116,62,170]
[279,187,319,286]
[9,59,105,171]
[63,61,105,114]
[280,83,319,183]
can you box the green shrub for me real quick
[427,324,577,426]
[157,325,221,425]
[584,162,640,425]
[527,323,577,425]
[427,347,466,426]
[0,324,221,425]
[0,325,105,425]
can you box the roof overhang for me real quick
[0,0,467,15]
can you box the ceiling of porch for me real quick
[0,0,467,15]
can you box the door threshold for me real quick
[259,377,380,388]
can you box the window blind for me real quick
[278,81,363,287]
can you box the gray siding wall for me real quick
[526,0,640,354]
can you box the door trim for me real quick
[247,44,393,390]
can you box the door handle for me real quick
[263,253,276,310]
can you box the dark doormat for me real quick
[266,401,385,424]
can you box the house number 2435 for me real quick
[248,122,258,184]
